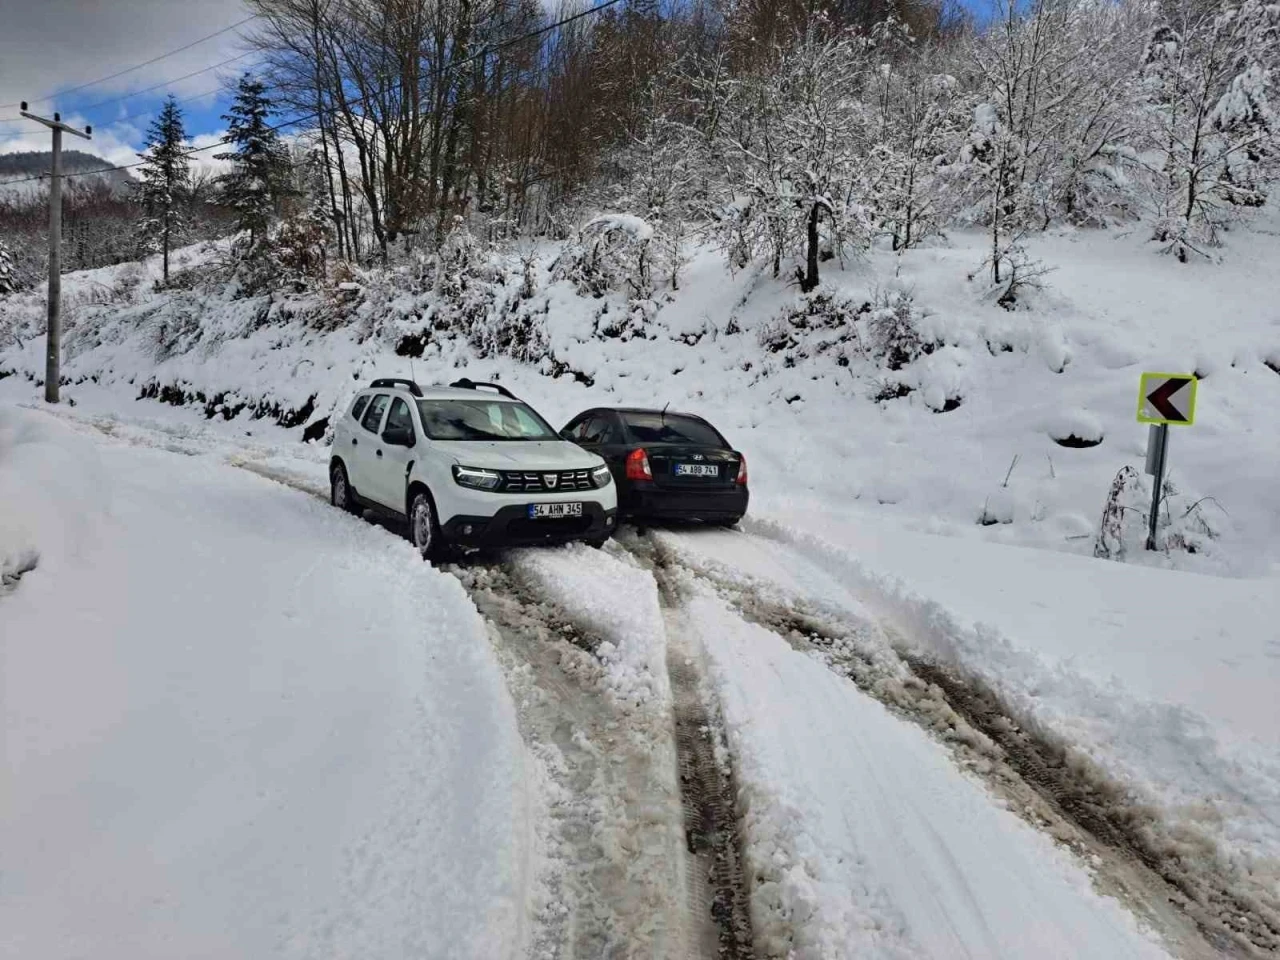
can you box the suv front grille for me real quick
[501,469,595,493]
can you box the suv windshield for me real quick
[417,398,558,441]
[622,412,725,446]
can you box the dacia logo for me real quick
[543,473,559,490]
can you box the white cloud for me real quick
[190,131,234,179]
[0,0,250,127]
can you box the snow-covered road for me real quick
[1,407,531,959]
[5,399,1274,960]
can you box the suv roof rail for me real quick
[370,377,423,397]
[449,378,518,400]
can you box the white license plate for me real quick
[675,464,719,477]
[528,502,584,519]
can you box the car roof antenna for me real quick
[409,358,416,384]
[661,401,669,424]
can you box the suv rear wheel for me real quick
[409,489,443,561]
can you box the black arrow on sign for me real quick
[1148,377,1193,422]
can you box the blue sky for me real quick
[0,0,253,174]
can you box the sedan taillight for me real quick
[626,448,653,481]
[736,455,748,485]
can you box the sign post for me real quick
[1136,373,1198,551]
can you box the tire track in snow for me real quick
[447,560,714,960]
[660,597,755,960]
[637,531,1274,960]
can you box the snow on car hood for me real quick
[431,439,603,470]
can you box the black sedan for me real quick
[562,407,748,525]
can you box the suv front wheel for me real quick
[409,488,443,562]
[331,462,359,515]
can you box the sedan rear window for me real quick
[417,399,558,441]
[622,413,725,446]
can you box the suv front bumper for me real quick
[441,503,617,548]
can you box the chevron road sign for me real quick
[1137,373,1198,426]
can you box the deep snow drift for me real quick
[0,406,532,959]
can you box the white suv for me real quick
[330,378,617,559]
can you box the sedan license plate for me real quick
[675,463,719,477]
[528,502,584,519]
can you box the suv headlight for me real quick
[591,464,612,488]
[453,465,502,490]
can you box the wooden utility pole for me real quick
[19,103,92,404]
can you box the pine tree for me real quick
[134,95,191,284]
[0,238,17,294]
[215,74,290,249]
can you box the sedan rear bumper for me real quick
[623,484,749,522]
[442,502,617,548]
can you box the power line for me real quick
[0,14,261,112]
[1,77,234,137]
[0,0,625,189]
[75,51,255,117]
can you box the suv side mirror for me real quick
[560,429,576,441]
[383,425,415,447]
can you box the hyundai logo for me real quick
[543,473,559,489]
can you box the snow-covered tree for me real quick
[215,74,292,249]
[708,29,873,291]
[1141,0,1280,260]
[864,25,970,250]
[134,95,191,284]
[608,110,697,289]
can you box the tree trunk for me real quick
[162,207,170,283]
[801,201,820,293]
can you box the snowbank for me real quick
[0,405,533,959]
[0,406,107,591]
[752,513,1280,876]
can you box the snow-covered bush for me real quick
[865,288,935,369]
[1094,465,1224,560]
[757,293,868,368]
[552,214,658,299]
[274,211,330,293]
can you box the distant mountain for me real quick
[0,149,135,202]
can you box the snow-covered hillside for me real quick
[0,149,135,201]
[2,211,1279,576]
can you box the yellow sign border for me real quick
[1137,372,1198,426]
